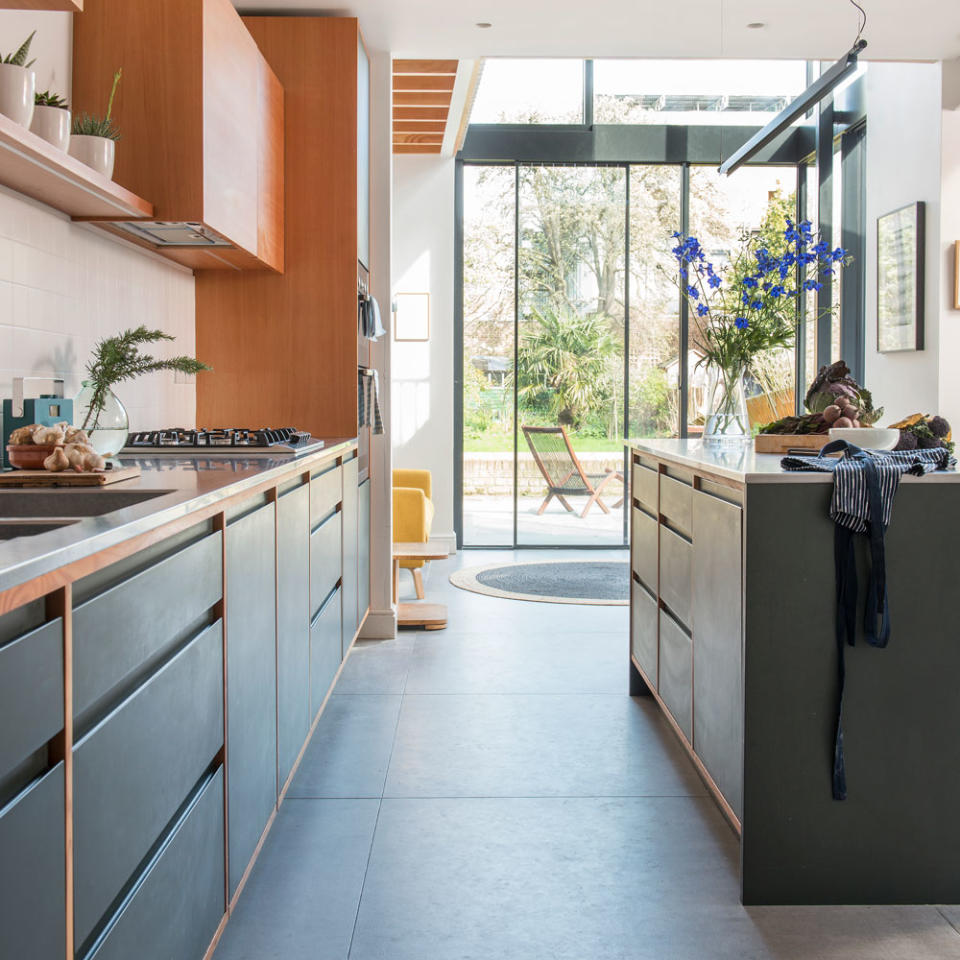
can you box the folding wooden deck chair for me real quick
[522,425,625,519]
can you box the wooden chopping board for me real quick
[0,465,141,487]
[754,433,830,455]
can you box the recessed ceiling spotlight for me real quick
[747,21,766,29]
[475,21,493,28]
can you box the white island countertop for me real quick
[625,438,960,485]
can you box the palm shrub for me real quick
[516,307,617,429]
[72,68,122,140]
[2,31,36,67]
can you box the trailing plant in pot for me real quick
[76,326,211,457]
[0,31,37,128]
[69,67,121,179]
[31,89,70,151]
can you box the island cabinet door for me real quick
[225,500,278,898]
[659,610,693,742]
[341,455,360,654]
[691,488,744,819]
[630,577,658,688]
[277,483,311,790]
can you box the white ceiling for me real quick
[233,0,960,61]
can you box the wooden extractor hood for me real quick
[73,0,283,271]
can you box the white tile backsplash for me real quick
[0,183,196,436]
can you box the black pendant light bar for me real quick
[718,39,867,176]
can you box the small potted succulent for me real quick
[69,67,121,179]
[31,89,70,151]
[0,31,37,128]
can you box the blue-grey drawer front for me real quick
[0,618,63,777]
[73,621,224,947]
[310,463,342,528]
[88,768,225,960]
[73,531,222,718]
[310,589,342,720]
[311,510,342,617]
[0,763,65,960]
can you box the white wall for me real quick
[391,154,456,549]
[863,61,943,421]
[937,108,960,426]
[0,11,196,436]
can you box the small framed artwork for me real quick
[394,292,430,342]
[877,201,925,352]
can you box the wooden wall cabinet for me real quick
[196,15,364,438]
[72,0,283,271]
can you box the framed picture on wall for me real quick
[394,292,431,341]
[877,201,925,353]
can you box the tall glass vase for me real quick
[702,363,750,446]
[74,381,129,457]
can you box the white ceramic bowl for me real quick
[828,427,900,450]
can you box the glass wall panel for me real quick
[462,164,516,545]
[803,161,818,395]
[628,165,682,437]
[688,164,799,433]
[470,60,584,124]
[594,59,807,125]
[516,165,626,546]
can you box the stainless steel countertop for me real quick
[0,438,356,597]
[625,438,960,485]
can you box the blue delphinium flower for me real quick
[696,303,709,317]
[686,285,699,299]
[751,299,763,310]
[735,317,749,329]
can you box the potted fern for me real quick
[0,30,36,128]
[69,68,121,178]
[76,326,211,456]
[31,89,70,151]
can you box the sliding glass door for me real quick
[460,160,800,548]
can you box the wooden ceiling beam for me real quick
[393,106,449,121]
[393,74,456,92]
[393,133,444,144]
[394,120,447,133]
[393,59,458,75]
[394,144,443,154]
[394,91,453,107]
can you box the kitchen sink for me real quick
[0,519,81,540]
[0,489,175,519]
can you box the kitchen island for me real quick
[0,441,370,960]
[627,439,960,905]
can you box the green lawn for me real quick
[464,436,626,453]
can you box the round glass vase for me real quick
[702,364,751,446]
[74,381,129,457]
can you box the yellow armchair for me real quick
[393,469,435,599]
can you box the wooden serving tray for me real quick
[755,433,830,455]
[0,465,141,487]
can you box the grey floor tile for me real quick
[286,695,401,798]
[335,635,415,694]
[349,796,749,960]
[939,906,960,934]
[405,630,625,694]
[213,799,379,960]
[383,693,705,798]
[350,797,960,960]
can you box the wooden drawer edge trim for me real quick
[630,652,741,837]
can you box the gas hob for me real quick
[122,427,325,457]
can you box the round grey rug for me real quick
[449,560,629,605]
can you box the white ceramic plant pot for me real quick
[30,105,71,151]
[68,134,115,179]
[0,64,35,128]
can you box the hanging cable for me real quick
[848,0,867,49]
